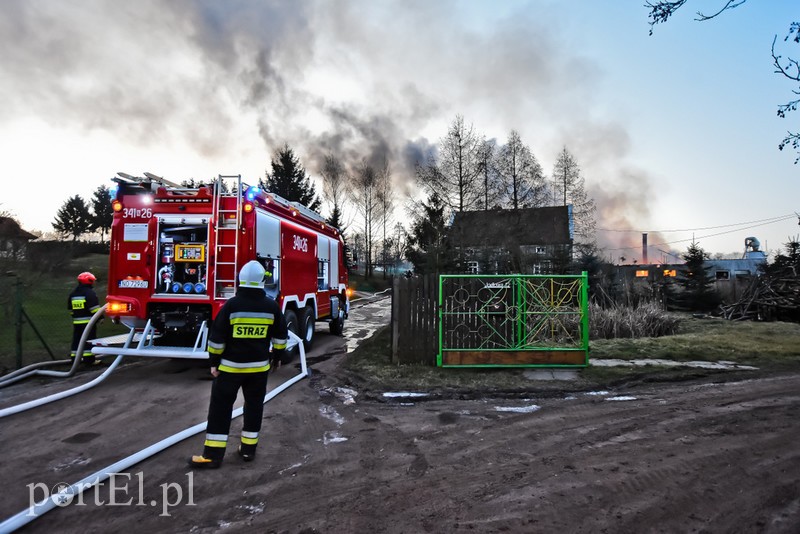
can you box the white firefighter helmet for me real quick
[238,260,266,289]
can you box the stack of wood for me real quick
[720,266,800,321]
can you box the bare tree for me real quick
[416,114,484,213]
[552,146,596,248]
[350,159,379,279]
[476,138,500,210]
[496,130,547,210]
[646,1,800,163]
[390,222,408,272]
[375,157,394,278]
[320,153,349,231]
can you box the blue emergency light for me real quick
[246,186,260,201]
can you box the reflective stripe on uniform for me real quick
[204,433,228,448]
[229,312,274,324]
[241,430,259,445]
[272,337,287,350]
[207,340,225,355]
[218,358,269,374]
[89,305,101,313]
[73,319,90,325]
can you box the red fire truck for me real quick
[102,172,349,357]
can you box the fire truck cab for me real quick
[104,173,349,355]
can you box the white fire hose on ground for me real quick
[0,305,112,389]
[0,331,308,533]
[0,306,127,419]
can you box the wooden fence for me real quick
[391,274,438,365]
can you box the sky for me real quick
[1,0,798,262]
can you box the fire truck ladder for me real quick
[213,174,243,299]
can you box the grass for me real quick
[342,313,800,395]
[0,253,128,371]
[591,315,800,368]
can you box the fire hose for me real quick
[0,331,307,533]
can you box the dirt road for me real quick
[1,299,798,533]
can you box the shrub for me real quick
[589,301,680,339]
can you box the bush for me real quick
[589,301,680,339]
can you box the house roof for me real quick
[0,217,38,241]
[450,206,572,248]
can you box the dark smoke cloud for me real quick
[1,0,660,251]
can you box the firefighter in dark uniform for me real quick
[68,272,101,365]
[190,260,288,469]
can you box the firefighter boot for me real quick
[189,447,224,469]
[238,443,256,462]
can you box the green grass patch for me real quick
[591,314,800,369]
[343,314,800,394]
[0,253,128,371]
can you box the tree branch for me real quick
[645,1,687,35]
[646,1,746,34]
[779,132,800,164]
[695,0,747,21]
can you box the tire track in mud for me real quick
[12,350,800,532]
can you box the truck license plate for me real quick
[119,279,149,288]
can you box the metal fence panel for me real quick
[438,273,589,367]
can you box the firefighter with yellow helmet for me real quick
[68,272,101,365]
[190,260,288,469]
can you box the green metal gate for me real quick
[438,273,589,367]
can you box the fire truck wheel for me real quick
[329,316,344,336]
[300,307,315,351]
[283,309,299,362]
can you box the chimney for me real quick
[642,233,648,264]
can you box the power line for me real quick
[602,216,795,252]
[597,213,797,234]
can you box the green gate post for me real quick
[581,270,589,363]
[14,275,23,369]
[437,275,444,367]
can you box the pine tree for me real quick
[262,144,321,211]
[327,204,344,232]
[90,185,114,244]
[677,241,720,312]
[53,195,92,242]
[406,192,455,274]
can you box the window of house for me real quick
[663,269,677,277]
[635,270,649,278]
[467,261,479,274]
[715,270,730,281]
[734,270,751,278]
[535,246,546,254]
